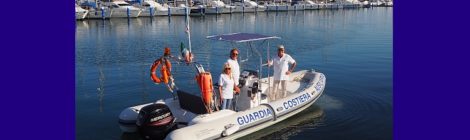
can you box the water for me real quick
[76,8,392,140]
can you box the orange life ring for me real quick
[196,72,213,104]
[150,58,172,84]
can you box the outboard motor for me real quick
[137,103,177,140]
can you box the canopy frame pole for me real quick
[267,41,270,99]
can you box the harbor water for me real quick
[76,7,393,140]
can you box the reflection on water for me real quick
[316,95,344,110]
[76,8,392,140]
[121,132,140,140]
[97,63,105,112]
[138,37,150,102]
[241,105,325,140]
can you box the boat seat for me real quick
[177,90,208,114]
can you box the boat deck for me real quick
[235,70,316,111]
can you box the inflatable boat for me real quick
[118,33,326,140]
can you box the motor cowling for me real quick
[137,103,177,140]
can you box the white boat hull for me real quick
[138,1,170,17]
[322,4,341,9]
[168,7,187,16]
[119,70,326,139]
[76,10,88,20]
[288,5,306,11]
[139,7,157,17]
[86,8,112,19]
[155,10,169,16]
[189,7,205,16]
[76,4,89,20]
[219,93,320,139]
[109,8,141,18]
[205,7,225,14]
[167,70,326,139]
[140,8,169,16]
[304,4,320,10]
[119,103,153,132]
[231,6,264,13]
[265,5,289,11]
[266,5,305,11]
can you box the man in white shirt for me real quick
[268,45,296,101]
[226,48,240,86]
[226,48,240,110]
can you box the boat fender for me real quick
[222,123,239,136]
[196,72,213,105]
[127,7,130,18]
[168,7,171,16]
[260,103,277,121]
[101,7,105,19]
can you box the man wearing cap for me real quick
[268,45,297,101]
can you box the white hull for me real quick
[266,4,305,11]
[110,8,141,18]
[75,4,88,20]
[119,70,326,139]
[76,10,88,20]
[189,7,205,16]
[205,6,225,14]
[265,5,289,11]
[231,6,264,13]
[140,8,169,16]
[168,7,187,16]
[304,4,321,10]
[289,5,306,11]
[94,1,142,18]
[319,4,341,9]
[138,1,170,16]
[222,6,235,14]
[118,103,154,132]
[342,4,361,9]
[155,10,169,16]
[86,8,112,19]
[219,93,319,139]
[257,6,266,12]
[223,6,235,14]
[139,7,157,17]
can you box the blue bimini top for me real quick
[206,33,280,43]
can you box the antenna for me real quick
[185,0,192,53]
